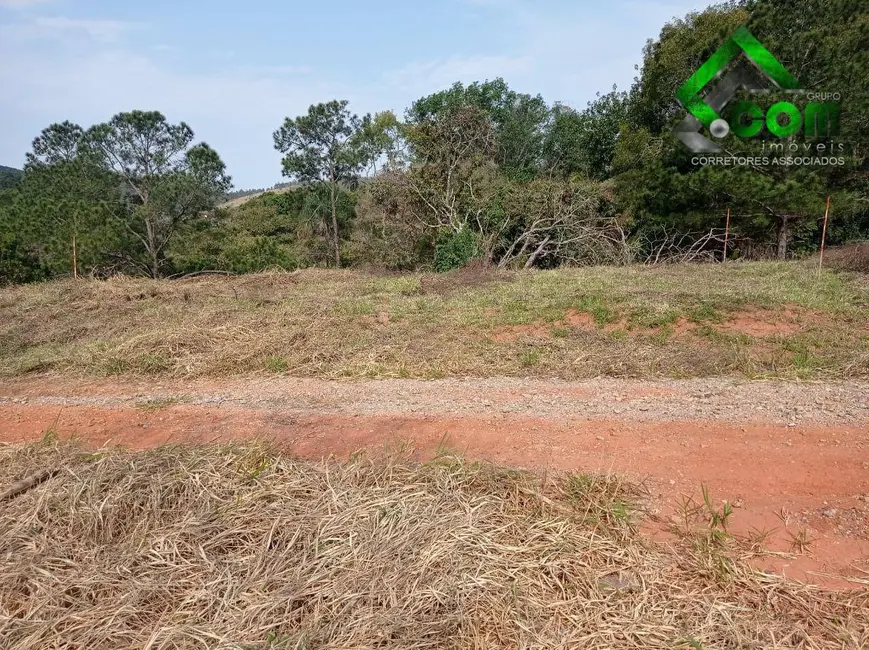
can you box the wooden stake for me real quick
[818,195,831,277]
[72,232,78,280]
[723,208,731,263]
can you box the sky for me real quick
[0,0,712,189]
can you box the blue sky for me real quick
[1,0,711,189]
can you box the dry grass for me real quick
[1,440,867,649]
[818,242,869,274]
[1,262,867,380]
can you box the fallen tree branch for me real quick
[167,270,238,280]
[0,468,59,502]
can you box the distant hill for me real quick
[224,187,267,202]
[0,165,23,191]
[220,181,301,208]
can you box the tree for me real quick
[743,0,869,249]
[544,88,631,180]
[408,79,550,180]
[26,121,87,166]
[616,0,867,259]
[273,100,370,267]
[18,122,119,278]
[85,111,231,277]
[353,110,407,175]
[628,3,749,136]
[403,105,498,238]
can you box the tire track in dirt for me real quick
[1,375,868,589]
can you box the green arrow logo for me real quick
[676,26,800,128]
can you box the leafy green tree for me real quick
[617,0,867,259]
[743,0,869,247]
[273,100,371,267]
[408,78,549,180]
[86,110,231,277]
[353,110,407,174]
[17,122,121,277]
[169,185,359,273]
[26,121,87,166]
[628,3,750,135]
[544,88,630,180]
[0,230,45,285]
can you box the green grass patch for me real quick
[574,295,619,326]
[1,262,866,381]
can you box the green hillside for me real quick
[0,165,23,191]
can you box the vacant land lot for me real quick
[2,440,868,649]
[2,262,868,647]
[1,262,867,380]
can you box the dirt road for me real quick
[1,374,868,588]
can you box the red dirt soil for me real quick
[1,375,868,590]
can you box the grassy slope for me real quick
[1,440,866,649]
[1,261,867,380]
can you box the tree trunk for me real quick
[143,211,162,278]
[322,217,332,260]
[329,168,341,267]
[776,216,789,260]
[72,232,78,279]
[524,236,551,269]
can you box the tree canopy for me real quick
[2,0,866,283]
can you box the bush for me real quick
[223,236,299,273]
[0,232,45,285]
[434,227,481,272]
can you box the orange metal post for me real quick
[818,196,831,277]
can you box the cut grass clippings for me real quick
[0,440,867,649]
[1,261,867,380]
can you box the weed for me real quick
[672,486,736,579]
[608,328,628,340]
[575,295,618,326]
[264,356,289,373]
[744,526,777,553]
[630,307,680,329]
[40,410,63,444]
[788,527,815,553]
[41,426,59,445]
[520,348,540,367]
[429,433,462,464]
[566,473,636,528]
[701,484,733,534]
[649,325,674,344]
[688,303,722,323]
[694,324,723,340]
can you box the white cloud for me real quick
[0,15,142,46]
[33,16,141,42]
[383,55,532,94]
[0,0,52,6]
[0,21,345,187]
[0,0,714,187]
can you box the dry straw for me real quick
[0,440,867,649]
